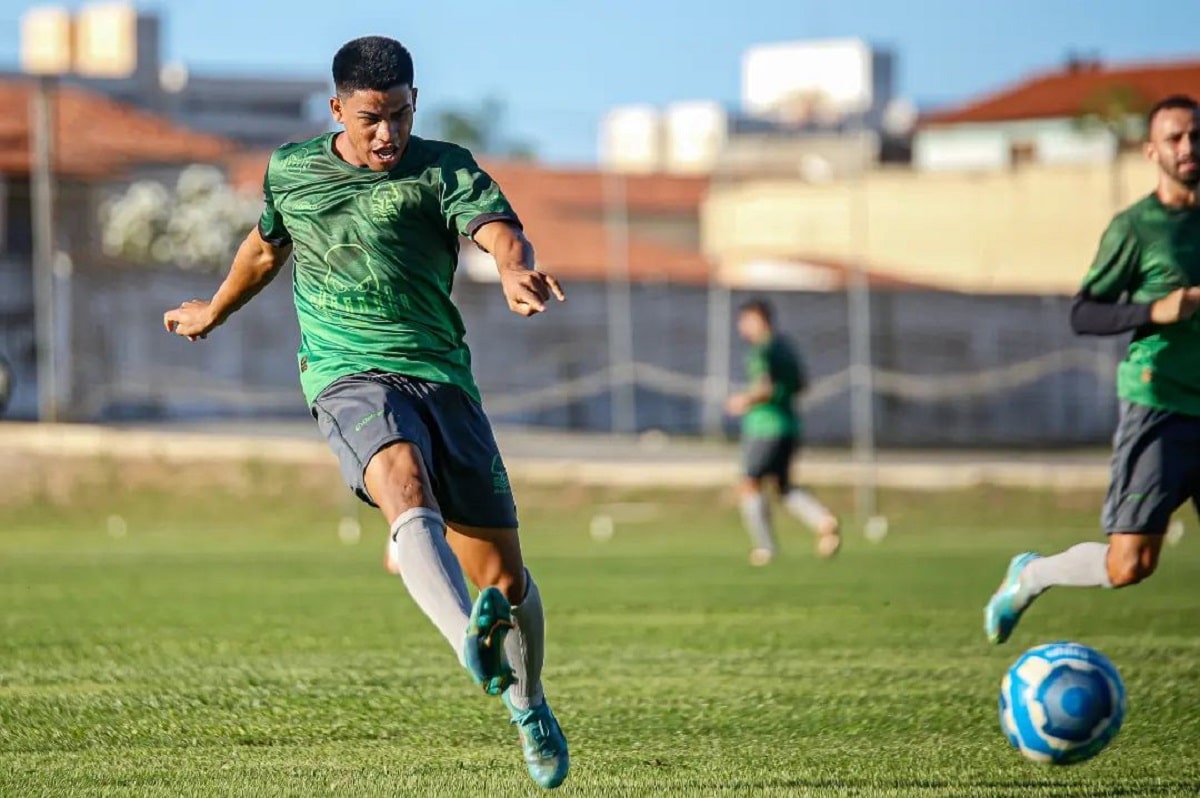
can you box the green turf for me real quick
[1,480,1198,797]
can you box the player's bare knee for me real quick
[738,478,762,498]
[367,442,434,517]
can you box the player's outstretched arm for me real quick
[163,228,292,341]
[1071,287,1200,336]
[472,221,565,317]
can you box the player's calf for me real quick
[1106,534,1162,587]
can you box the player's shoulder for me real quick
[407,136,485,173]
[1108,193,1158,236]
[264,134,333,179]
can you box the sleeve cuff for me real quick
[257,218,292,248]
[464,213,522,240]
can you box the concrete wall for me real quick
[10,265,1126,447]
[703,152,1154,294]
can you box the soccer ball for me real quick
[999,641,1126,765]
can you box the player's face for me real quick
[330,85,418,172]
[737,311,769,343]
[1147,107,1200,188]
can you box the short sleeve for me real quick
[438,146,521,241]
[257,159,292,247]
[1079,215,1140,301]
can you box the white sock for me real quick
[504,570,546,711]
[388,508,472,664]
[1020,542,1112,601]
[739,493,775,553]
[783,488,834,532]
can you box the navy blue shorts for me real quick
[742,435,799,491]
[311,371,518,529]
[1101,401,1200,535]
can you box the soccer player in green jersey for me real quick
[163,37,570,788]
[986,94,1200,645]
[725,299,840,566]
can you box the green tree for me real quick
[427,96,536,160]
[1076,83,1150,211]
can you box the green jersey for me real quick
[1081,193,1200,416]
[258,133,519,405]
[741,336,805,439]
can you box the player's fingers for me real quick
[163,312,179,334]
[544,274,566,302]
[509,300,536,317]
[512,286,545,313]
[524,275,550,303]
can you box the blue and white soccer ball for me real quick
[999,641,1126,765]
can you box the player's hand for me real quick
[163,299,218,341]
[499,267,565,317]
[1150,286,1200,324]
[725,394,750,416]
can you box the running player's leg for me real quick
[429,383,568,789]
[985,402,1195,644]
[740,438,778,565]
[312,373,478,667]
[777,435,840,557]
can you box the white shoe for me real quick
[749,548,775,567]
[815,516,842,559]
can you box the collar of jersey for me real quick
[324,131,418,176]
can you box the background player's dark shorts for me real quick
[1102,400,1200,535]
[742,434,798,490]
[311,371,518,529]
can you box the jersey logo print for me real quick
[369,183,404,225]
[314,243,405,315]
[282,150,317,173]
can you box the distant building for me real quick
[599,38,916,178]
[13,8,328,149]
[0,78,240,419]
[914,56,1200,172]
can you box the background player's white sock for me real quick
[1019,542,1112,600]
[504,569,545,711]
[389,508,473,664]
[783,488,834,532]
[739,493,776,554]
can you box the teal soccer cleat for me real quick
[462,586,514,696]
[984,552,1041,645]
[502,691,570,790]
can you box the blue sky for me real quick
[1,0,1199,164]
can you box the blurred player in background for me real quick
[163,36,569,788]
[986,94,1200,644]
[726,299,840,566]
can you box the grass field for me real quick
[1,472,1199,797]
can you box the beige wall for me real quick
[702,153,1158,293]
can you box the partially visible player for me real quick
[726,299,840,565]
[985,94,1200,644]
[163,37,569,788]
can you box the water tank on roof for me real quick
[599,105,663,174]
[663,101,728,174]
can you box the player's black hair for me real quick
[1147,94,1199,131]
[332,36,414,96]
[738,298,774,325]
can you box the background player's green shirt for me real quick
[1081,193,1200,416]
[258,133,518,406]
[741,336,805,439]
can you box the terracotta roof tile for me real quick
[0,79,234,178]
[921,58,1200,126]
